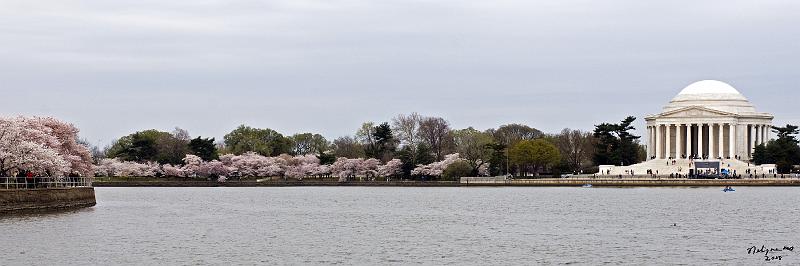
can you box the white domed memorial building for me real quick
[600,80,775,176]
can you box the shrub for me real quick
[442,161,473,180]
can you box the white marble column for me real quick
[645,126,653,161]
[655,124,662,159]
[686,124,693,158]
[717,124,724,159]
[698,124,705,158]
[709,124,716,159]
[756,125,761,146]
[651,126,656,159]
[750,124,756,155]
[757,125,762,145]
[665,124,671,159]
[765,125,770,142]
[728,124,735,159]
[676,124,683,159]
[762,124,768,144]
[739,124,748,159]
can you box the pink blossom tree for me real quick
[94,158,160,177]
[35,117,94,177]
[181,154,204,177]
[412,153,462,178]
[175,154,231,178]
[378,159,403,179]
[162,164,186,177]
[361,158,380,180]
[223,152,286,178]
[0,116,92,177]
[330,158,365,182]
[282,154,328,180]
[197,160,230,178]
[327,157,417,182]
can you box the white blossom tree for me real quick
[378,159,403,179]
[330,157,364,182]
[412,153,463,177]
[0,116,93,177]
[94,158,160,177]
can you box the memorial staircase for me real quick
[601,158,771,177]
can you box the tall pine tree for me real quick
[593,116,641,166]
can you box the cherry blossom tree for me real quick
[35,117,94,177]
[157,155,231,179]
[180,154,204,177]
[361,158,380,180]
[162,164,185,177]
[94,158,160,177]
[196,160,230,178]
[0,116,93,177]
[223,152,286,178]
[93,149,455,182]
[282,154,326,180]
[327,157,403,181]
[378,159,403,178]
[330,158,364,182]
[283,165,306,179]
[412,153,463,177]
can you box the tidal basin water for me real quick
[3,187,799,265]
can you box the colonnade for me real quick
[647,123,771,160]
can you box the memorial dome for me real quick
[677,80,741,95]
[663,80,756,114]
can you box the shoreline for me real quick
[92,178,800,187]
[0,187,96,214]
[92,179,459,187]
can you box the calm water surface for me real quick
[2,187,799,265]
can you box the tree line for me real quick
[7,114,799,179]
[752,125,800,173]
[98,112,608,178]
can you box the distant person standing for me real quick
[26,172,34,189]
[14,170,23,189]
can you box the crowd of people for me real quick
[2,171,89,189]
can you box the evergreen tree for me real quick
[751,144,770,165]
[486,143,508,176]
[414,143,436,166]
[397,145,415,178]
[752,124,800,173]
[189,137,218,161]
[317,153,337,165]
[125,133,158,162]
[592,116,641,166]
[371,122,397,161]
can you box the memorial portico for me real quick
[645,80,773,161]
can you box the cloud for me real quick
[1,0,798,145]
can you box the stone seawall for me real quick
[462,178,800,186]
[94,181,459,187]
[96,178,800,187]
[0,187,96,213]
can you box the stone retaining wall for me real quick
[94,181,459,187]
[462,178,800,186]
[0,187,96,213]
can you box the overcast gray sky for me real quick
[1,0,798,146]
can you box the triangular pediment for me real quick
[657,106,736,118]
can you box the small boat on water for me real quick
[722,187,735,192]
[582,184,593,188]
